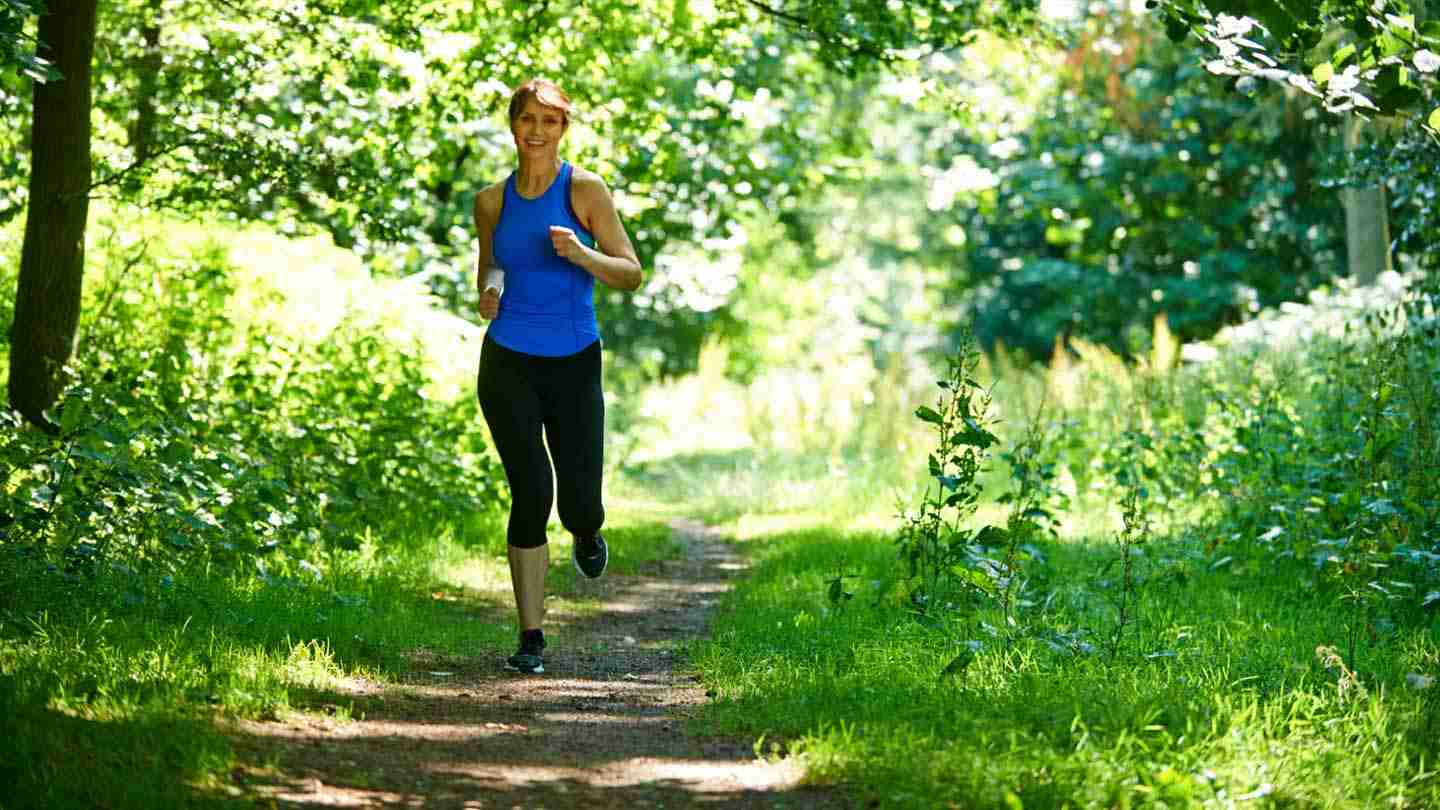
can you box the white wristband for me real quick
[483,267,505,295]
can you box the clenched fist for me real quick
[478,287,501,320]
[550,225,588,265]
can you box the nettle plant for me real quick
[1199,280,1440,671]
[894,328,1063,621]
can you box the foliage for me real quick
[728,0,1044,74]
[1330,117,1440,268]
[0,0,1058,379]
[0,222,504,578]
[690,525,1440,809]
[0,520,521,808]
[689,289,1440,808]
[896,330,1001,610]
[938,11,1349,359]
[895,328,1062,622]
[0,0,48,81]
[1142,0,1440,317]
[1208,299,1440,631]
[1150,0,1440,120]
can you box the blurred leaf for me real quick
[939,649,974,680]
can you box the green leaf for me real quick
[915,405,944,425]
[1251,0,1298,43]
[939,650,974,679]
[1376,84,1422,115]
[955,428,996,449]
[1165,16,1189,42]
[1429,106,1440,130]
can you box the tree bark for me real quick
[7,0,99,431]
[1341,114,1391,286]
[128,0,163,168]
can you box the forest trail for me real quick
[226,520,845,809]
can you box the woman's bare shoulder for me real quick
[569,166,619,214]
[474,179,506,220]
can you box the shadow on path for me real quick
[225,520,849,809]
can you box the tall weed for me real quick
[894,328,1061,621]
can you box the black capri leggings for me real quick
[477,335,605,549]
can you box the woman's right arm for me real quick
[474,184,503,320]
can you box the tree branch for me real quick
[87,137,195,192]
[740,0,895,63]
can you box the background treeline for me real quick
[1,0,1437,583]
[2,1,1439,806]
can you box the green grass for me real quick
[5,206,1437,808]
[616,445,924,527]
[689,526,1440,808]
[0,495,688,809]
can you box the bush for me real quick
[0,222,504,581]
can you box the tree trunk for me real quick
[1341,114,1391,286]
[7,0,99,431]
[127,0,162,169]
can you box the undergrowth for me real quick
[691,278,1440,808]
[0,213,685,808]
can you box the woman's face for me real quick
[511,97,567,160]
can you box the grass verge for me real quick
[0,498,687,809]
[689,525,1440,808]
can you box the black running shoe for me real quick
[573,533,608,579]
[506,629,545,674]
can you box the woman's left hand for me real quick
[549,225,589,266]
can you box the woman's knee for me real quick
[505,481,555,549]
[558,500,604,539]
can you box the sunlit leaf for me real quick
[915,405,943,425]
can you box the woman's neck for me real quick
[515,156,561,197]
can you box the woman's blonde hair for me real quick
[508,78,572,127]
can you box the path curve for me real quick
[229,519,847,809]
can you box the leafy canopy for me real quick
[0,0,1050,375]
[1151,0,1440,125]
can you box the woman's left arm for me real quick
[553,170,644,292]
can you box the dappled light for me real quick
[222,522,840,809]
[3,0,1439,807]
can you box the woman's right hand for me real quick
[478,287,501,320]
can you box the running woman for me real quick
[472,78,643,674]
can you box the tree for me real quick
[1150,0,1439,284]
[3,0,1057,420]
[943,11,1346,358]
[8,0,97,431]
[1342,115,1393,284]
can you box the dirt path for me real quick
[228,519,848,809]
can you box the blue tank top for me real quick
[488,161,600,357]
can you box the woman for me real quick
[473,78,643,674]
